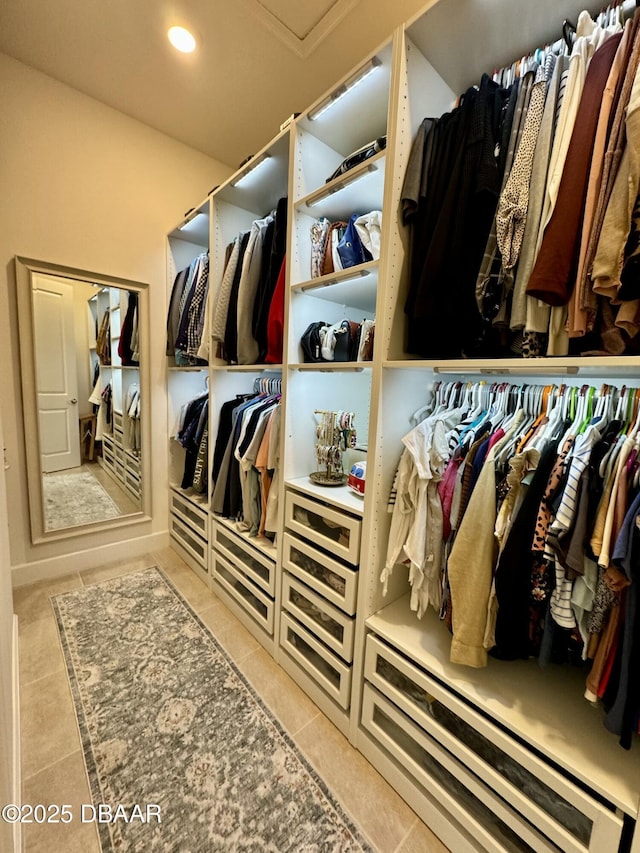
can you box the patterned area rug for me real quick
[42,469,120,530]
[51,568,371,852]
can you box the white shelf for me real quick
[295,153,385,220]
[297,41,393,158]
[289,363,372,372]
[213,130,290,216]
[383,358,640,377]
[366,595,640,817]
[168,199,210,244]
[210,363,283,373]
[286,476,365,517]
[169,484,209,511]
[292,262,378,313]
[213,515,277,561]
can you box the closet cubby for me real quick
[166,3,640,849]
[166,198,211,580]
[90,286,141,504]
[202,129,291,653]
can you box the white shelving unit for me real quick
[166,3,640,849]
[166,199,211,584]
[91,286,142,506]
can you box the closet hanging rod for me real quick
[544,0,637,56]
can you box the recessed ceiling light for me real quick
[168,26,196,53]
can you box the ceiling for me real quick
[0,0,432,168]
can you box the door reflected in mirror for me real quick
[16,257,150,542]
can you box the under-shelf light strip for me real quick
[433,366,580,375]
[308,56,382,121]
[306,163,378,208]
[230,152,272,188]
[300,268,370,291]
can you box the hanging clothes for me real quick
[381,380,640,747]
[166,253,210,365]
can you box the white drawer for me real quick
[282,532,358,615]
[115,461,126,483]
[280,612,352,709]
[125,480,140,502]
[284,490,361,565]
[283,572,354,662]
[102,435,114,453]
[113,411,123,431]
[126,452,141,476]
[170,490,209,540]
[363,635,623,853]
[170,515,207,568]
[212,524,275,596]
[212,550,274,635]
[115,445,125,464]
[101,446,115,470]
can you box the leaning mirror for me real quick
[15,257,151,542]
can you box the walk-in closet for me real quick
[4,0,640,851]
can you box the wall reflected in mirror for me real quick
[30,272,142,533]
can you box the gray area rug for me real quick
[51,568,371,852]
[42,469,120,530]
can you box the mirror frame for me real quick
[15,256,152,543]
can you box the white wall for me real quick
[0,53,232,581]
[0,408,17,852]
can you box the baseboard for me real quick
[11,530,170,587]
[12,615,21,853]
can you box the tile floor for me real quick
[14,547,449,853]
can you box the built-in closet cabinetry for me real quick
[166,3,640,850]
[276,38,395,732]
[353,7,640,853]
[166,201,211,584]
[89,286,141,503]
[207,129,290,657]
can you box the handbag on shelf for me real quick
[300,318,374,362]
[358,319,375,361]
[301,320,329,362]
[337,214,372,270]
[354,211,382,261]
[321,221,347,276]
[310,218,331,278]
[326,136,387,184]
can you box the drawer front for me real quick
[115,461,126,483]
[126,453,141,476]
[284,490,361,565]
[102,447,115,469]
[282,573,354,662]
[362,684,560,853]
[212,550,274,635]
[282,533,358,615]
[213,524,275,596]
[170,515,207,568]
[280,612,351,709]
[364,635,623,853]
[113,411,123,431]
[170,490,209,540]
[115,445,125,464]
